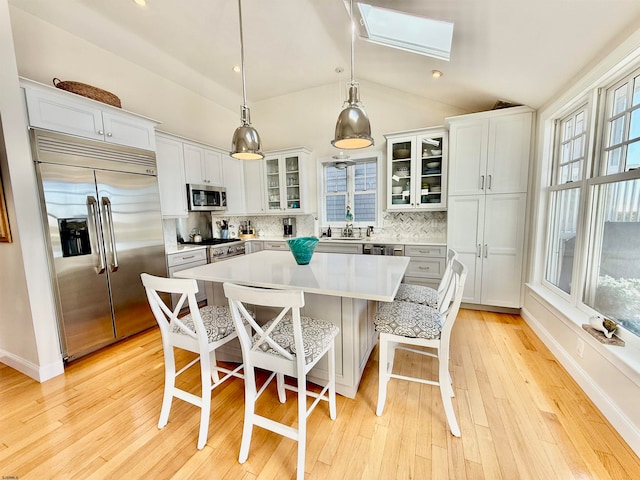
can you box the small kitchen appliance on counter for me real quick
[283,217,296,237]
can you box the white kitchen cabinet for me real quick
[447,106,533,196]
[244,159,266,214]
[447,194,526,307]
[222,154,246,215]
[264,148,311,214]
[315,242,363,254]
[385,127,447,211]
[263,240,289,251]
[156,133,188,217]
[245,240,264,253]
[183,142,223,186]
[21,78,156,151]
[167,248,208,307]
[402,244,446,288]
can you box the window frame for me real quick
[317,151,383,229]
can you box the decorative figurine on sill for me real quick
[345,205,353,222]
[589,315,618,339]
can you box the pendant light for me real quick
[230,0,263,160]
[331,0,373,150]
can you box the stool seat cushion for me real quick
[394,283,438,307]
[255,316,339,364]
[374,301,444,339]
[173,305,236,342]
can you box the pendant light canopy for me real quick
[231,0,263,160]
[332,0,373,150]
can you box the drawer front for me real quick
[402,276,440,289]
[264,241,289,250]
[404,244,447,258]
[315,243,363,254]
[405,257,445,278]
[167,248,208,267]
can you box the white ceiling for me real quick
[9,0,640,113]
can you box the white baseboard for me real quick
[521,306,640,457]
[0,349,64,382]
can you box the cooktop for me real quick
[179,238,240,246]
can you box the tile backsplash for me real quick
[164,211,447,249]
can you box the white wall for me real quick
[523,26,640,456]
[0,0,62,380]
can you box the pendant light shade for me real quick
[231,0,263,160]
[332,0,373,150]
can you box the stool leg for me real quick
[239,366,257,463]
[328,342,337,420]
[439,350,460,437]
[376,334,390,416]
[296,374,307,480]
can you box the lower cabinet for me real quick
[315,242,363,254]
[402,245,446,288]
[167,248,208,307]
[263,240,289,251]
[447,193,526,308]
[245,240,264,253]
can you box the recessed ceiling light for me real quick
[133,0,147,6]
[232,65,241,73]
[432,70,443,79]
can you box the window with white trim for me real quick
[545,68,640,340]
[321,154,379,227]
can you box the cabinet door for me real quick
[204,149,223,186]
[480,193,527,307]
[447,195,485,303]
[183,144,223,185]
[24,87,105,142]
[265,156,283,211]
[102,112,156,150]
[244,159,266,214]
[486,112,532,194]
[387,135,415,210]
[448,120,488,196]
[283,154,303,211]
[415,132,447,209]
[156,135,188,217]
[222,155,245,215]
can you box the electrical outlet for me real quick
[576,338,585,358]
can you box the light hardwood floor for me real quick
[2,309,639,479]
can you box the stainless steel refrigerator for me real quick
[31,129,166,361]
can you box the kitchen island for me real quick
[175,250,410,398]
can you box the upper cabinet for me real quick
[222,154,246,215]
[385,127,448,211]
[264,148,311,214]
[447,106,533,196]
[244,159,266,214]
[183,142,223,186]
[156,133,188,217]
[21,78,157,151]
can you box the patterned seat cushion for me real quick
[253,316,339,364]
[374,301,444,339]
[394,283,438,307]
[173,305,238,342]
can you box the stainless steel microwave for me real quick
[187,184,227,211]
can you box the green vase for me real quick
[287,236,319,265]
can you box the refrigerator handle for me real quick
[101,196,119,272]
[87,196,106,274]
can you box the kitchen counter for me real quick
[247,236,446,246]
[176,250,410,397]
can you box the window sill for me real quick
[525,283,640,387]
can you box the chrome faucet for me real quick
[343,223,354,237]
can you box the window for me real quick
[545,67,640,341]
[544,106,589,294]
[350,2,454,61]
[321,154,380,226]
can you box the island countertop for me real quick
[175,250,410,302]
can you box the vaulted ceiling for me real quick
[9,0,640,113]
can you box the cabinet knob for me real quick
[98,130,104,135]
[106,132,113,137]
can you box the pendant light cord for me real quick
[238,0,248,108]
[349,0,355,85]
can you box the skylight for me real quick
[348,2,454,61]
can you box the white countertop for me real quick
[174,250,410,302]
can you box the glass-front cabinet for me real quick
[264,147,311,213]
[385,127,448,211]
